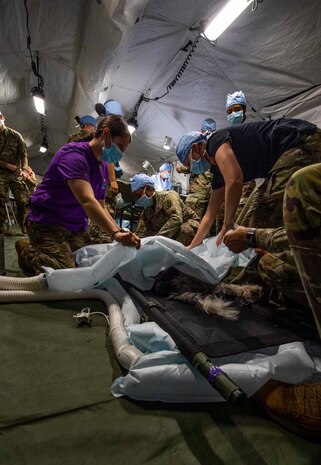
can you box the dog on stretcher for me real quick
[152,267,263,321]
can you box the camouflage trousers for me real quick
[258,250,308,308]
[283,163,321,327]
[89,186,116,244]
[18,221,91,275]
[245,130,321,228]
[89,223,113,244]
[228,151,321,309]
[0,172,30,233]
[283,162,321,249]
[259,161,321,309]
[216,180,256,233]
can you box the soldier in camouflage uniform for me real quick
[252,161,321,311]
[224,223,308,307]
[131,173,200,246]
[176,164,212,221]
[66,115,97,143]
[223,163,321,309]
[0,110,30,234]
[283,162,321,335]
[254,164,321,441]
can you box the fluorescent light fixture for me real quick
[127,116,138,135]
[127,124,136,135]
[164,136,172,150]
[204,0,254,42]
[31,87,46,115]
[39,137,48,153]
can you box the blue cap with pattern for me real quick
[159,163,172,172]
[104,100,123,116]
[201,118,216,132]
[226,91,247,110]
[176,131,208,163]
[78,115,97,127]
[130,173,155,191]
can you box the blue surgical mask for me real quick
[190,156,211,175]
[102,143,123,163]
[227,110,244,125]
[161,171,170,179]
[135,189,155,208]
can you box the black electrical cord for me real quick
[40,116,48,141]
[151,33,201,101]
[23,0,44,89]
[129,33,201,122]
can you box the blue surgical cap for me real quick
[226,91,247,110]
[201,118,216,132]
[176,131,208,163]
[130,173,155,192]
[159,163,172,172]
[104,99,123,117]
[78,115,97,127]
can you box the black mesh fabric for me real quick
[145,295,318,358]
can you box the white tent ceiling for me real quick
[1,0,321,176]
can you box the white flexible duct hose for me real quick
[0,288,142,370]
[0,274,46,291]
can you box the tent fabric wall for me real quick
[1,0,321,176]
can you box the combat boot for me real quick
[291,245,321,338]
[254,380,321,440]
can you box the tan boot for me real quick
[254,380,321,440]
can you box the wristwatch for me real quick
[246,228,257,248]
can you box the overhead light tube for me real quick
[204,0,254,42]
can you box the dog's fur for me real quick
[152,268,263,321]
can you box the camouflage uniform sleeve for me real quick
[17,133,28,170]
[135,211,151,238]
[157,192,184,238]
[67,129,93,143]
[255,227,289,253]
